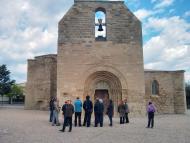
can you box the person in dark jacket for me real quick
[83,95,93,127]
[107,99,114,126]
[74,97,82,126]
[124,99,129,123]
[146,102,156,128]
[60,100,74,132]
[94,98,104,127]
[118,101,125,124]
[49,97,55,122]
[61,101,68,126]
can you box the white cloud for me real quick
[144,16,190,81]
[161,45,188,62]
[126,0,141,9]
[0,0,73,83]
[184,11,190,17]
[186,72,190,82]
[154,0,174,9]
[134,9,153,21]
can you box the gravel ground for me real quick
[0,107,190,143]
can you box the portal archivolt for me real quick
[84,71,122,110]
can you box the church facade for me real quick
[25,0,186,116]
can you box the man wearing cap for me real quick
[60,100,74,132]
[94,98,104,127]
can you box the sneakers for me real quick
[59,129,65,132]
[146,126,154,128]
[59,129,72,132]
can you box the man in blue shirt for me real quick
[74,97,82,126]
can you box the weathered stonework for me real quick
[57,0,145,116]
[25,55,57,110]
[144,70,186,114]
[25,0,186,115]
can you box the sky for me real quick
[0,0,190,83]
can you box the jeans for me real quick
[74,112,81,126]
[108,115,113,126]
[52,110,59,125]
[83,112,91,127]
[125,113,129,123]
[95,113,103,127]
[49,110,53,122]
[62,117,72,131]
[120,117,125,124]
[147,112,154,128]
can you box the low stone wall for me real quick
[25,54,57,110]
[144,70,186,114]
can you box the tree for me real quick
[7,84,24,104]
[0,65,15,104]
[186,82,190,96]
[186,82,190,109]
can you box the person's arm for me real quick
[80,101,82,107]
[83,101,86,110]
[91,101,93,113]
[62,105,65,114]
[112,105,114,116]
[72,105,74,114]
[146,106,148,116]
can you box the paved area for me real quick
[0,108,190,143]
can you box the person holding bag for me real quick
[124,99,129,123]
[106,99,114,126]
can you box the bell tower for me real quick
[57,0,146,116]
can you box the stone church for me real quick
[25,0,186,116]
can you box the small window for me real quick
[95,8,106,41]
[152,80,159,95]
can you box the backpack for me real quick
[85,100,92,112]
[148,105,155,113]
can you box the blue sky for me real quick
[0,0,190,83]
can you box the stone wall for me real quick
[57,0,146,116]
[25,54,57,110]
[172,72,186,113]
[144,70,186,114]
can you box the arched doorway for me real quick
[84,71,122,113]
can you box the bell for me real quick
[98,24,103,31]
[98,18,103,31]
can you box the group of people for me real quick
[49,96,156,132]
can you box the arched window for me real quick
[95,8,106,41]
[152,80,159,95]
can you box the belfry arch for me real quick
[83,71,123,111]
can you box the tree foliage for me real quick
[0,64,15,96]
[186,82,190,97]
[7,84,24,98]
